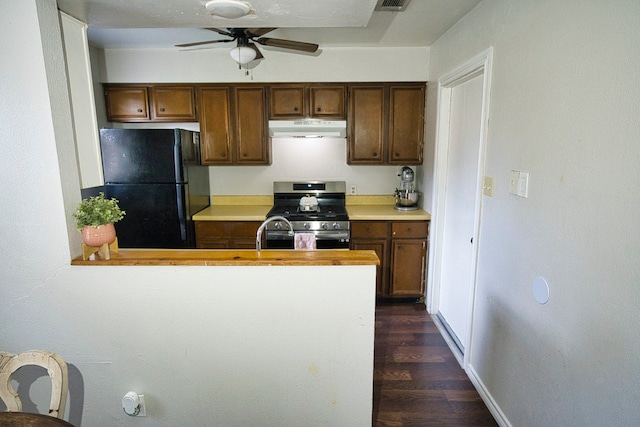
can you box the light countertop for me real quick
[347,204,431,220]
[194,204,271,221]
[192,195,430,221]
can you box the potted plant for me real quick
[73,192,125,247]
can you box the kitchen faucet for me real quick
[256,216,293,251]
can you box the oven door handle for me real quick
[267,231,349,240]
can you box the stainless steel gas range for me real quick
[264,181,350,249]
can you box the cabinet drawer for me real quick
[351,221,389,238]
[391,221,428,238]
[195,221,260,238]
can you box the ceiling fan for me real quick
[175,28,319,65]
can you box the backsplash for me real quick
[208,137,405,195]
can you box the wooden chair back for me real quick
[0,350,68,419]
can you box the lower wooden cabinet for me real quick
[195,221,261,249]
[351,220,428,298]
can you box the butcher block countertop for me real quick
[72,249,380,266]
[193,195,431,221]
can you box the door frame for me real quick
[426,47,493,368]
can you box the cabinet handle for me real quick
[159,107,165,112]
[137,109,143,112]
[242,153,248,157]
[372,152,378,157]
[394,152,400,157]
[221,153,226,157]
[317,107,321,112]
[294,107,299,111]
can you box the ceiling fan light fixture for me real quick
[204,0,252,19]
[229,46,256,64]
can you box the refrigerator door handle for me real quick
[176,186,187,241]
[173,130,185,183]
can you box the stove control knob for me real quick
[304,222,310,230]
[274,221,283,230]
[321,222,329,230]
[332,222,341,230]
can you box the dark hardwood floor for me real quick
[373,302,498,426]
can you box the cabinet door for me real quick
[348,85,385,164]
[234,86,270,164]
[105,86,149,121]
[389,239,426,297]
[269,85,305,119]
[352,238,388,297]
[388,84,425,165]
[151,86,196,121]
[309,85,345,119]
[198,87,232,164]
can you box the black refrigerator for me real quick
[100,128,210,249]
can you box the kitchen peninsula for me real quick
[71,247,378,425]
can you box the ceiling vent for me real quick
[375,0,412,12]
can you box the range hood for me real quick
[268,119,347,138]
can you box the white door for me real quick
[437,73,484,351]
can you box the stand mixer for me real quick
[394,166,420,210]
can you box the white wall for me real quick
[99,46,429,84]
[96,46,429,197]
[426,0,640,425]
[0,2,376,426]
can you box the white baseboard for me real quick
[430,314,511,427]
[465,363,512,427]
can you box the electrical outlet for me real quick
[350,185,357,195]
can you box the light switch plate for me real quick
[509,170,529,198]
[483,176,494,196]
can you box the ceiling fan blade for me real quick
[206,27,234,37]
[256,37,319,53]
[175,39,233,48]
[248,42,264,60]
[245,28,277,37]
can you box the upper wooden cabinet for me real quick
[347,85,385,164]
[104,84,196,122]
[104,86,150,121]
[198,85,270,166]
[198,86,232,164]
[150,86,196,121]
[103,82,425,166]
[347,82,425,165]
[388,84,425,164]
[269,84,346,119]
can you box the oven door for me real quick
[265,231,350,249]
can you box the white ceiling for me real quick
[56,0,481,49]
